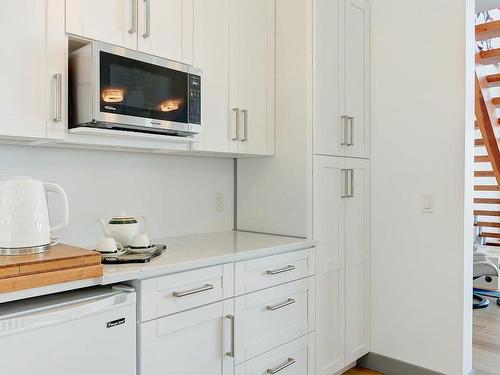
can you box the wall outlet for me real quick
[215,193,224,212]
[421,193,435,214]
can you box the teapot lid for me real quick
[109,211,138,224]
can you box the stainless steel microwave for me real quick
[69,42,201,137]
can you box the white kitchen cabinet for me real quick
[137,0,194,64]
[229,0,275,155]
[65,0,137,49]
[314,0,369,158]
[313,155,370,373]
[140,299,234,375]
[192,0,230,152]
[0,0,66,140]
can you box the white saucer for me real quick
[97,248,127,257]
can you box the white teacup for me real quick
[130,234,152,249]
[96,237,123,253]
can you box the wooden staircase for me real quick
[475,14,500,247]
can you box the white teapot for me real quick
[98,213,145,247]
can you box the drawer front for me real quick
[235,334,315,375]
[234,249,313,296]
[139,263,234,321]
[235,277,315,364]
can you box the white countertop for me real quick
[0,231,314,304]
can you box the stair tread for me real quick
[477,20,500,41]
[476,221,500,228]
[475,155,491,163]
[493,97,500,107]
[480,232,500,239]
[475,170,495,177]
[487,73,500,87]
[475,185,500,191]
[475,197,500,204]
[475,138,485,146]
[480,48,500,65]
[475,210,500,216]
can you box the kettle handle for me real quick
[43,182,69,234]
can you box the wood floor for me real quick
[474,296,500,375]
[343,367,383,375]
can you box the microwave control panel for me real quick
[188,74,201,125]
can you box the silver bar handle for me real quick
[129,0,137,33]
[232,108,240,141]
[53,73,62,123]
[347,116,354,146]
[241,109,248,142]
[341,169,349,198]
[226,314,235,357]
[266,265,295,275]
[267,358,296,374]
[349,169,354,198]
[266,298,296,311]
[143,0,151,38]
[173,284,214,298]
[340,115,348,145]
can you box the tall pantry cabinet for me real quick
[313,0,370,374]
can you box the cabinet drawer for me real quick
[235,277,315,364]
[234,249,313,295]
[235,334,315,375]
[139,264,234,321]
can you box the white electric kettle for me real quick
[0,177,69,255]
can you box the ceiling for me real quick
[477,0,500,12]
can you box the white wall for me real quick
[236,0,312,238]
[370,1,474,374]
[0,145,234,247]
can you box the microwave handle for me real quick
[143,0,151,38]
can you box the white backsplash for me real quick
[0,144,234,247]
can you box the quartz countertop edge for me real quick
[0,231,315,304]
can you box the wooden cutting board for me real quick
[0,244,103,293]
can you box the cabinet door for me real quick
[138,0,194,64]
[344,158,370,362]
[140,300,234,375]
[313,0,343,157]
[313,156,346,374]
[47,0,67,139]
[66,0,137,49]
[192,0,230,152]
[344,0,369,158]
[230,0,275,155]
[0,0,47,138]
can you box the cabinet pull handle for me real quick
[341,169,349,198]
[349,168,355,198]
[347,116,354,146]
[241,109,248,142]
[172,284,214,297]
[129,0,137,33]
[232,108,240,141]
[226,314,235,357]
[53,73,62,123]
[266,298,296,311]
[340,115,348,146]
[266,265,295,275]
[143,0,151,38]
[266,358,296,374]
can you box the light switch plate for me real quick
[215,192,224,212]
[421,193,435,213]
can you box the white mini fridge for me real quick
[0,285,136,375]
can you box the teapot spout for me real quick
[98,218,111,237]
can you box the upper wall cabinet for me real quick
[65,0,137,49]
[66,0,194,64]
[229,0,275,155]
[137,0,194,64]
[314,0,369,159]
[0,0,66,140]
